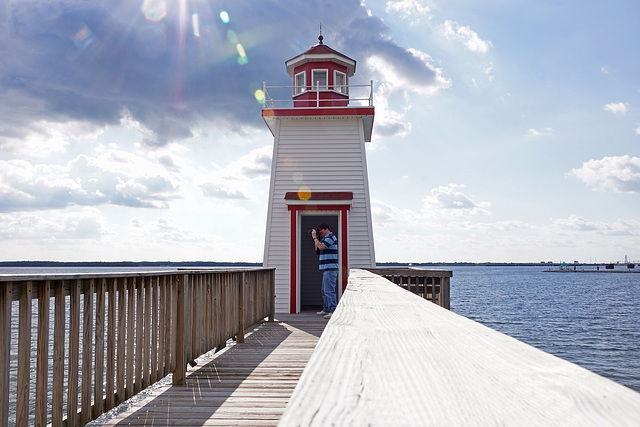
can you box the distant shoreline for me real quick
[0,261,630,268]
[0,261,262,268]
[544,269,640,273]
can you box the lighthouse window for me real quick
[312,69,328,90]
[294,71,306,95]
[334,71,346,93]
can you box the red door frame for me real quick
[287,204,350,314]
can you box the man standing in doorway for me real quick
[311,222,338,319]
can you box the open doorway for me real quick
[300,214,339,312]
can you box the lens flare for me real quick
[298,187,312,201]
[141,0,167,22]
[70,24,95,50]
[220,11,230,23]
[192,13,200,37]
[236,43,248,65]
[236,43,246,57]
[254,89,265,104]
[227,30,238,44]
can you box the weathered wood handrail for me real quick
[0,268,275,426]
[364,267,452,309]
[280,269,640,426]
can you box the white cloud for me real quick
[371,197,423,226]
[604,102,628,114]
[0,151,182,212]
[372,202,640,263]
[0,120,104,157]
[569,155,640,193]
[483,62,495,81]
[636,124,640,135]
[366,50,450,98]
[422,184,492,218]
[372,185,492,225]
[201,183,250,200]
[194,145,272,200]
[365,50,450,139]
[0,208,109,241]
[368,81,412,138]
[385,0,432,22]
[441,20,493,54]
[526,127,553,137]
[551,215,640,236]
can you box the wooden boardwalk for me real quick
[99,312,326,426]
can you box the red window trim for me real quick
[284,191,353,201]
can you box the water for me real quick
[447,265,640,393]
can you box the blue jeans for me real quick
[321,269,338,313]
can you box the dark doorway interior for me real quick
[300,214,339,311]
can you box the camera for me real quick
[308,228,320,237]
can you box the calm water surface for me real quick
[448,265,640,392]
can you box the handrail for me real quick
[0,268,275,426]
[364,267,452,309]
[261,81,374,109]
[280,269,640,425]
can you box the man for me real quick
[311,222,338,319]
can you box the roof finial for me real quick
[318,23,324,44]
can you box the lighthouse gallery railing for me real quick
[262,81,374,109]
[0,268,275,426]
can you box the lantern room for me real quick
[286,35,355,108]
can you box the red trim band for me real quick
[284,191,353,201]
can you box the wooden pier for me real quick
[0,269,276,426]
[5,267,640,426]
[98,313,325,426]
[281,269,640,426]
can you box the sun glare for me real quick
[141,0,167,22]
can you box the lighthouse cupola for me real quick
[285,35,356,108]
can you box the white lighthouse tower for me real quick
[262,35,375,314]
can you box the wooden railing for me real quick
[0,268,275,426]
[364,267,452,309]
[280,269,640,425]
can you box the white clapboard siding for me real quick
[264,117,375,313]
[280,269,640,426]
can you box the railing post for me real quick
[370,80,374,106]
[35,280,50,427]
[173,274,187,385]
[268,269,275,322]
[81,279,94,425]
[0,283,11,427]
[442,276,450,310]
[16,281,32,426]
[236,272,245,343]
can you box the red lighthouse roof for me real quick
[285,35,356,77]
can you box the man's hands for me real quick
[311,229,317,239]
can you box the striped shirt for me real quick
[319,232,338,270]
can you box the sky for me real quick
[1,0,639,264]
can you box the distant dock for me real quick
[545,269,640,273]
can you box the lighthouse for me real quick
[262,35,376,314]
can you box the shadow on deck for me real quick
[98,312,326,426]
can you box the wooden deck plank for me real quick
[98,312,325,426]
